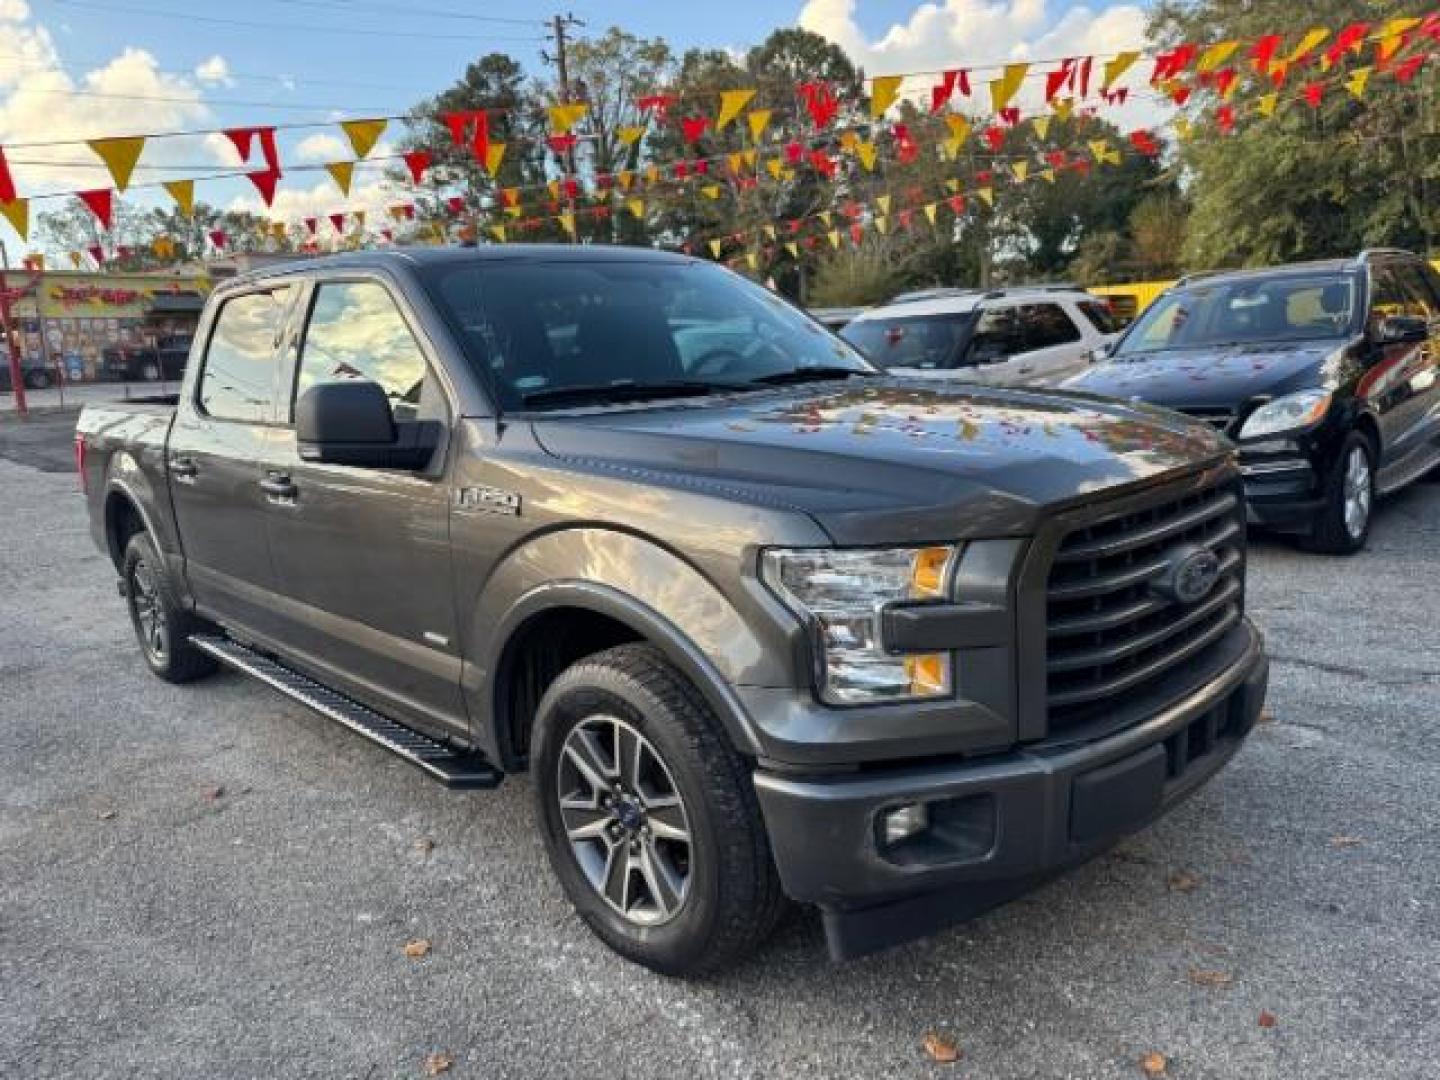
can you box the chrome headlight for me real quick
[760,546,957,705]
[1237,389,1331,440]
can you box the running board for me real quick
[190,634,502,789]
[1377,441,1440,496]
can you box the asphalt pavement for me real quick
[1,412,1436,1079]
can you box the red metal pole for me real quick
[0,264,29,418]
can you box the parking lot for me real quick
[2,404,1437,1079]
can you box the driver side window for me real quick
[295,281,436,422]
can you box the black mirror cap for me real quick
[296,380,397,445]
[1376,314,1429,345]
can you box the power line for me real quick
[261,0,549,26]
[1,85,407,114]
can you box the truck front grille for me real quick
[1043,479,1245,735]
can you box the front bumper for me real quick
[753,619,1268,959]
[1241,456,1322,528]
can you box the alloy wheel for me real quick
[1343,445,1372,540]
[128,557,169,663]
[556,714,693,926]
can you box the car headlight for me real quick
[1237,389,1331,440]
[760,545,957,705]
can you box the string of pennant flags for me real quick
[1,12,1436,266]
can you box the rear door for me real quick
[168,284,295,636]
[260,273,467,736]
[957,303,1029,384]
[1009,301,1089,384]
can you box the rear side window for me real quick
[1388,261,1440,320]
[295,281,431,422]
[1077,300,1122,334]
[198,288,291,422]
[1019,303,1082,348]
[966,306,1024,364]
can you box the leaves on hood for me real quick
[1329,835,1363,848]
[97,809,117,821]
[414,838,436,857]
[403,938,432,959]
[1139,1051,1169,1076]
[421,1051,454,1076]
[203,785,226,801]
[1258,1011,1278,1029]
[1167,870,1201,894]
[1187,968,1233,988]
[921,1031,961,1064]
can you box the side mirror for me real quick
[296,380,439,469]
[1375,314,1429,345]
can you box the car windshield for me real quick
[840,313,976,370]
[422,258,873,410]
[1116,274,1359,356]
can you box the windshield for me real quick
[840,313,976,370]
[422,258,873,410]
[1117,274,1359,356]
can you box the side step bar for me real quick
[190,634,502,789]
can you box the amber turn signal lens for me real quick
[909,546,954,599]
[904,652,950,696]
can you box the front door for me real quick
[169,284,295,637]
[1362,260,1440,470]
[260,276,467,736]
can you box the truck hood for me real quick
[1065,340,1338,409]
[529,379,1229,544]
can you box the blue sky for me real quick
[1,0,1154,255]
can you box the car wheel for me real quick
[1307,432,1375,555]
[532,644,786,975]
[122,531,217,683]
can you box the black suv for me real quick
[1067,250,1440,553]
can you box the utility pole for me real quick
[542,12,585,242]
[0,239,29,418]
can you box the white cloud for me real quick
[225,171,407,233]
[294,132,348,162]
[0,1,31,22]
[194,54,235,88]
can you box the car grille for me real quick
[1043,479,1246,736]
[1177,407,1236,435]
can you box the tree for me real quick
[1128,192,1188,279]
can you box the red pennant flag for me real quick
[0,145,14,203]
[1045,59,1075,101]
[1151,44,1197,83]
[899,208,914,230]
[304,217,317,235]
[547,134,577,154]
[784,141,804,164]
[893,123,918,164]
[446,196,466,214]
[930,69,961,112]
[258,127,280,174]
[809,151,836,179]
[947,194,966,214]
[1216,105,1236,133]
[1302,82,1325,108]
[1078,56,1093,97]
[225,127,254,161]
[999,107,1021,127]
[797,82,839,127]
[208,229,227,250]
[849,223,863,245]
[1214,68,1238,97]
[637,94,676,117]
[87,244,104,265]
[1250,35,1282,73]
[1046,150,1069,168]
[78,189,113,229]
[1170,85,1192,106]
[1128,129,1160,156]
[381,228,394,242]
[957,69,972,96]
[1325,24,1370,67]
[673,161,689,179]
[695,159,710,175]
[562,178,580,200]
[1394,54,1426,82]
[681,116,710,144]
[329,213,346,233]
[975,169,993,184]
[247,169,280,207]
[983,126,1006,151]
[402,150,432,184]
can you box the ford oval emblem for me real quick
[1152,544,1221,605]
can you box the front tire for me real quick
[122,532,217,683]
[1306,432,1375,555]
[532,644,786,975]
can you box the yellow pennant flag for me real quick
[766,158,783,180]
[352,210,367,229]
[1256,92,1280,117]
[1030,115,1050,140]
[484,143,506,176]
[1345,67,1372,99]
[1174,117,1193,142]
[856,141,877,172]
[875,195,891,215]
[558,211,577,238]
[716,88,756,130]
[702,184,722,200]
[741,149,757,168]
[945,178,961,194]
[270,220,287,239]
[827,229,841,249]
[1197,40,1239,72]
[68,251,82,269]
[627,198,645,219]
[727,152,745,175]
[1375,26,1414,64]
[874,216,889,235]
[1012,161,1029,183]
[388,205,408,222]
[976,187,994,207]
[1051,98,1074,122]
[763,224,776,241]
[0,198,29,241]
[922,202,938,225]
[618,170,634,190]
[839,131,859,152]
[618,125,646,146]
[746,252,759,271]
[1287,28,1330,63]
[819,211,832,227]
[645,164,661,184]
[548,103,588,134]
[162,179,194,215]
[746,109,772,141]
[989,63,1028,113]
[87,137,146,191]
[548,180,561,201]
[1041,167,1056,184]
[340,119,387,158]
[490,225,507,243]
[152,236,175,259]
[870,74,902,118]
[1088,139,1113,164]
[708,239,723,258]
[785,242,799,258]
[326,162,354,196]
[943,114,971,158]
[1101,51,1140,90]
[505,205,523,220]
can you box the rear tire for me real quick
[122,531,217,683]
[1306,431,1375,555]
[532,644,786,975]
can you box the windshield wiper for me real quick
[744,366,871,387]
[520,379,730,409]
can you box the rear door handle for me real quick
[170,455,198,479]
[259,474,298,500]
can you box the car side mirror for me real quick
[296,380,440,469]
[1375,314,1429,345]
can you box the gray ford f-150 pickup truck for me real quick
[77,246,1268,974]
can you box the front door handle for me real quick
[259,474,298,500]
[170,455,198,479]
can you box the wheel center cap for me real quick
[614,799,644,831]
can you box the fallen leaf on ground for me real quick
[203,786,225,801]
[1139,1050,1168,1076]
[1167,870,1201,894]
[403,938,432,959]
[1188,968,1233,988]
[421,1051,454,1076]
[1257,709,1275,724]
[1329,835,1363,848]
[1258,1011,1278,1029]
[97,809,117,821]
[921,1031,961,1064]
[414,838,435,856]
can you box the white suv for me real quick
[840,286,1122,387]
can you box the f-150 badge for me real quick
[455,486,521,516]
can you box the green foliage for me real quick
[807,241,907,306]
